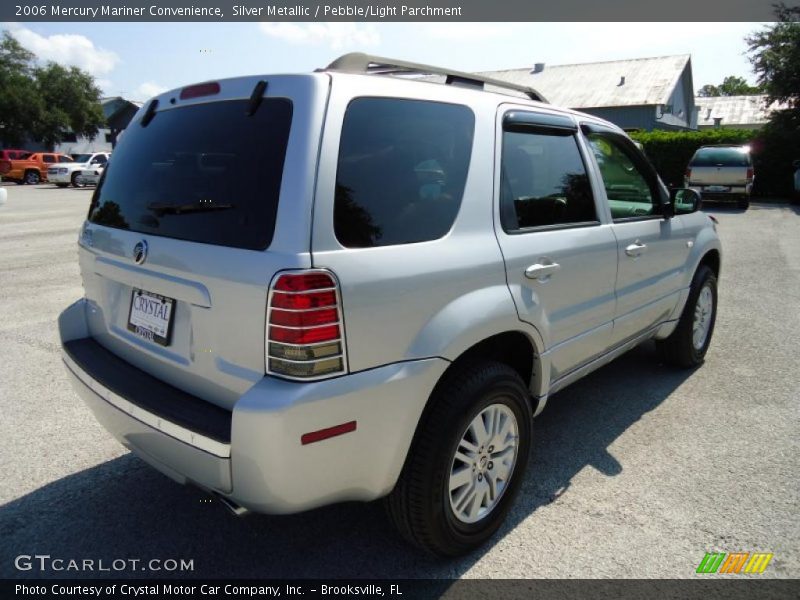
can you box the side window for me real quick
[93,155,108,165]
[586,133,656,219]
[43,154,55,163]
[500,128,596,231]
[334,98,474,248]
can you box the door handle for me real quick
[525,262,561,280]
[625,241,647,257]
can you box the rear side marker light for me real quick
[266,270,347,380]
[746,168,754,182]
[180,82,221,100]
[301,421,357,445]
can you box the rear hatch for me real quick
[688,146,752,188]
[78,74,329,410]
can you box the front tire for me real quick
[656,265,718,368]
[71,172,86,188]
[386,360,532,556]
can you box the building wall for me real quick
[54,131,113,155]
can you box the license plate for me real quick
[705,185,730,192]
[127,289,175,346]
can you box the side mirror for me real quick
[669,187,702,215]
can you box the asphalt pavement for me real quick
[0,183,797,579]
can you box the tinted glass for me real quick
[72,154,92,162]
[690,147,751,167]
[88,99,292,250]
[587,133,655,218]
[43,155,56,163]
[500,130,596,230]
[334,98,474,248]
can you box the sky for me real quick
[1,21,770,102]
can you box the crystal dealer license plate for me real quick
[127,289,175,346]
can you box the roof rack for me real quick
[324,53,548,103]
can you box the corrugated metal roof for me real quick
[694,95,785,127]
[478,55,691,109]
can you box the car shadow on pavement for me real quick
[0,343,693,580]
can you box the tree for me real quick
[0,32,42,146]
[696,84,719,97]
[0,30,104,147]
[696,75,762,97]
[33,63,105,147]
[745,3,800,196]
[746,3,800,111]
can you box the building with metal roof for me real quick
[694,95,785,130]
[478,55,697,131]
[54,96,142,154]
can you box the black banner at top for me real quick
[2,0,792,22]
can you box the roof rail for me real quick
[324,53,548,103]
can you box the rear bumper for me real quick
[59,299,448,514]
[687,183,752,200]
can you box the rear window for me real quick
[88,98,293,250]
[334,98,474,248]
[690,147,751,167]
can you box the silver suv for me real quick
[685,144,754,210]
[58,54,721,556]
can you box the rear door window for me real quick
[88,98,293,251]
[334,98,474,248]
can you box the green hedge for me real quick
[629,124,798,197]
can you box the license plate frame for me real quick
[705,185,730,193]
[127,289,175,347]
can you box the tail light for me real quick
[685,167,692,181]
[0,160,10,175]
[746,168,754,182]
[266,270,347,380]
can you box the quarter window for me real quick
[500,128,596,231]
[586,133,656,219]
[334,98,474,248]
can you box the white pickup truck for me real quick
[48,152,110,188]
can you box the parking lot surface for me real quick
[1,183,798,579]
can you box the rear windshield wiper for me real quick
[146,201,234,216]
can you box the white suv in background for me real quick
[49,152,110,188]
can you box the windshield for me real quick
[87,98,293,250]
[71,154,92,163]
[691,147,751,167]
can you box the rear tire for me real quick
[24,170,40,185]
[737,197,750,210]
[385,360,532,556]
[56,183,68,188]
[656,265,717,368]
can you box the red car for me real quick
[0,149,32,161]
